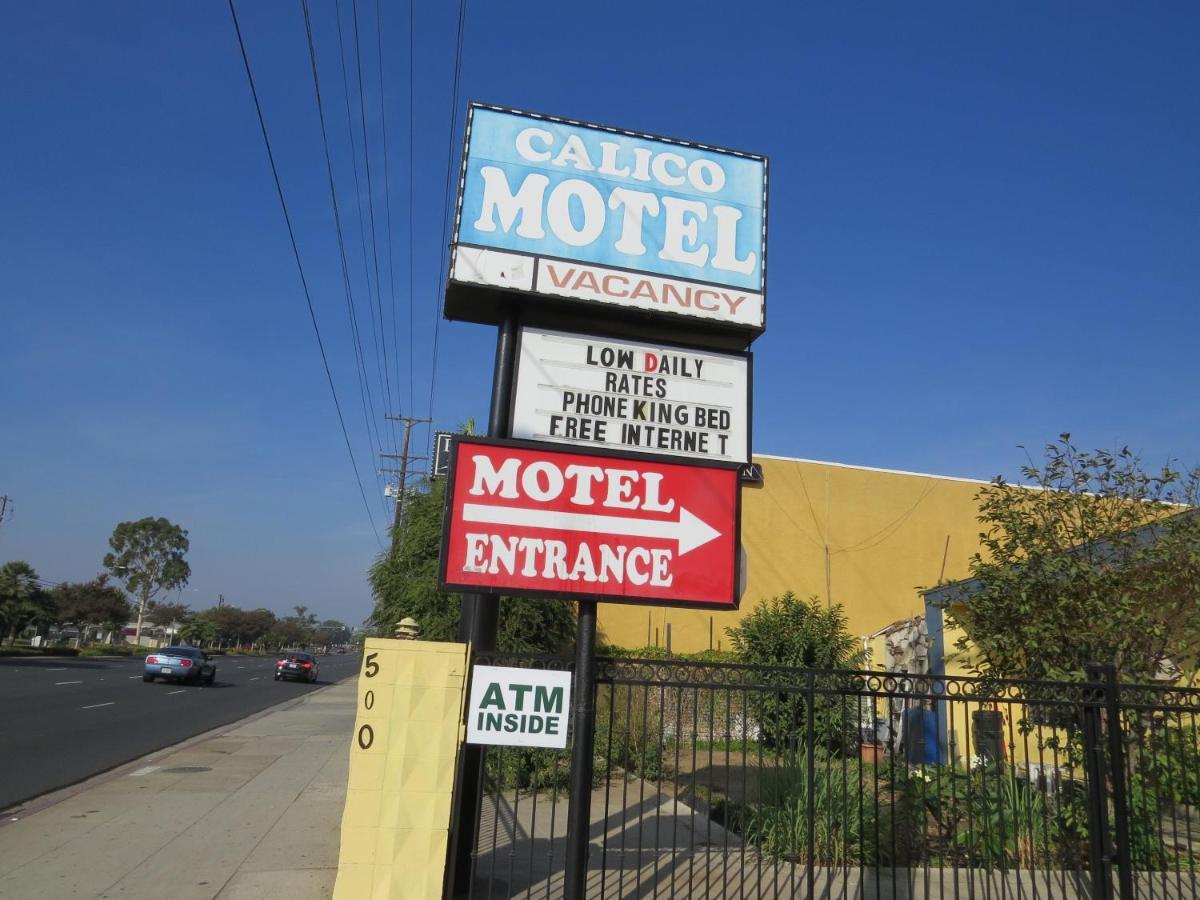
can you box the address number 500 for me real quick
[357,652,380,750]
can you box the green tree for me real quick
[944,435,1200,683]
[314,619,351,645]
[0,561,55,644]
[368,476,575,653]
[145,601,190,645]
[178,614,217,646]
[52,575,131,643]
[104,517,191,644]
[726,592,864,750]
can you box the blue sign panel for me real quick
[449,105,767,334]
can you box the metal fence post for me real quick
[564,600,598,900]
[806,670,817,899]
[1093,663,1135,900]
[1082,663,1115,900]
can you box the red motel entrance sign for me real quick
[440,437,740,608]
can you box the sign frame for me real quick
[444,102,770,351]
[438,434,743,611]
[508,324,754,465]
[431,431,454,478]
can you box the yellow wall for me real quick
[334,638,468,900]
[598,454,987,654]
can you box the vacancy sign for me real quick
[440,437,740,608]
[446,104,766,335]
[466,665,572,749]
[512,327,750,464]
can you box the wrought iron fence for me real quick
[453,654,1200,899]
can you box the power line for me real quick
[405,0,416,421]
[300,0,389,519]
[350,0,397,435]
[374,0,405,420]
[333,0,396,452]
[425,0,469,427]
[228,0,383,549]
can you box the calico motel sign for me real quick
[512,326,750,463]
[445,104,767,346]
[440,437,740,608]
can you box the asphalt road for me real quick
[0,651,362,812]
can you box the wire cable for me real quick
[229,0,383,548]
[301,0,390,519]
[425,0,468,428]
[350,0,396,432]
[405,0,416,419]
[374,0,404,420]
[334,0,395,451]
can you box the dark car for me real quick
[144,646,216,685]
[275,651,319,683]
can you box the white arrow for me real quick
[460,503,722,556]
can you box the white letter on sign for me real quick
[659,197,709,267]
[547,179,605,247]
[711,205,757,275]
[473,168,547,239]
[470,455,521,499]
[515,127,553,163]
[640,472,676,514]
[564,464,605,506]
[608,188,660,256]
[522,461,565,502]
[604,470,640,510]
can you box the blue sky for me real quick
[2,1,1197,626]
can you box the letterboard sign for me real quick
[511,327,750,464]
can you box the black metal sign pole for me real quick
[447,309,518,898]
[563,598,598,900]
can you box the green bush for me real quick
[725,593,864,752]
[0,646,74,657]
[79,643,141,657]
[595,683,670,782]
[740,753,883,865]
[485,747,570,793]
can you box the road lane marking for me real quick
[128,675,142,679]
[250,677,260,681]
[81,702,115,709]
[55,680,83,685]
[46,667,67,671]
[166,690,186,695]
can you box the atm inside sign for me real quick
[441,437,739,608]
[466,665,572,749]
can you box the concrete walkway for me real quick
[0,680,356,899]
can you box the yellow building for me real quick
[597,452,991,669]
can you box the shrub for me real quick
[485,747,570,793]
[740,752,883,865]
[595,683,670,782]
[725,593,864,752]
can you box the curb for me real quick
[0,672,358,827]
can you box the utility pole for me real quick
[380,416,431,540]
[0,496,10,531]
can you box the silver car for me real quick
[144,646,216,685]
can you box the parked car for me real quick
[144,647,216,685]
[275,651,319,683]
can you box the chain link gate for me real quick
[448,654,1200,899]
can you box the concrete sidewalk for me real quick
[0,679,356,899]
